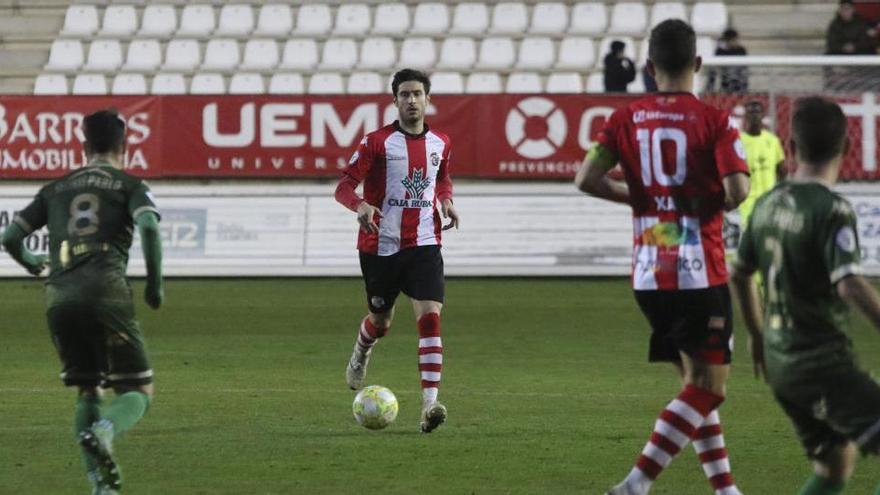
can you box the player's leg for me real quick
[797,442,856,495]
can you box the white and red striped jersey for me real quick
[335,121,453,255]
[596,93,749,290]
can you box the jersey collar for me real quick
[394,120,429,139]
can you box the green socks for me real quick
[102,391,151,438]
[799,475,845,495]
[74,394,101,471]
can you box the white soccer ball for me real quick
[352,385,399,430]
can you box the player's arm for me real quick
[136,211,163,309]
[335,136,382,233]
[1,223,47,276]
[837,275,880,331]
[730,220,767,380]
[722,172,750,211]
[436,147,458,231]
[574,144,629,204]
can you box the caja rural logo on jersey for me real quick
[389,169,433,208]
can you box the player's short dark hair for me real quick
[83,108,126,154]
[792,97,847,166]
[648,19,697,75]
[391,69,431,97]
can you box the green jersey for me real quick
[13,161,160,306]
[735,181,862,385]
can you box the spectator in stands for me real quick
[706,28,749,94]
[603,40,636,93]
[642,65,658,92]
[826,0,876,55]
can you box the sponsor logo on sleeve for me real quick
[734,138,746,160]
[836,226,857,253]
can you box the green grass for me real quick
[1,278,878,494]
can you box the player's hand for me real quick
[356,202,382,234]
[748,334,767,381]
[145,283,163,309]
[26,255,48,276]
[440,199,459,231]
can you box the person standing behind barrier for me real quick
[604,40,637,92]
[706,29,748,94]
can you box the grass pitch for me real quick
[1,278,878,494]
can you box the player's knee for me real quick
[368,314,392,335]
[77,386,100,399]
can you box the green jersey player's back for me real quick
[736,181,862,384]
[14,161,160,306]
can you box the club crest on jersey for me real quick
[430,152,440,167]
[401,169,431,199]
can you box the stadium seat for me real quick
[465,72,502,93]
[697,36,715,59]
[411,3,450,35]
[638,38,649,66]
[437,38,477,70]
[216,4,255,36]
[190,73,225,94]
[308,73,345,94]
[111,74,147,95]
[586,72,604,93]
[84,40,123,71]
[178,5,216,36]
[373,4,410,34]
[450,3,489,35]
[45,40,84,71]
[691,2,728,35]
[61,5,99,36]
[489,2,528,34]
[398,38,437,70]
[33,74,68,95]
[477,37,515,70]
[254,4,293,36]
[556,37,595,69]
[334,4,371,35]
[358,37,396,70]
[123,40,162,71]
[229,73,265,94]
[99,5,138,36]
[516,37,554,70]
[151,73,186,95]
[630,70,646,93]
[505,72,542,93]
[139,5,177,37]
[432,72,465,94]
[530,3,568,34]
[320,39,358,70]
[347,72,384,94]
[72,74,107,95]
[545,73,584,93]
[268,73,305,94]
[569,2,607,34]
[650,2,688,28]
[163,39,200,71]
[295,5,332,35]
[597,37,637,67]
[609,2,647,35]
[240,39,279,70]
[280,40,318,70]
[202,39,240,71]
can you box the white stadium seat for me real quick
[190,73,225,95]
[229,73,265,94]
[308,73,345,94]
[638,37,650,65]
[84,40,123,72]
[431,72,465,94]
[280,40,319,70]
[123,40,162,72]
[139,5,177,37]
[545,73,584,93]
[530,3,568,34]
[295,5,332,35]
[359,37,396,70]
[516,37,554,70]
[254,4,293,36]
[691,2,728,35]
[151,73,186,95]
[630,70,646,93]
[61,5,99,36]
[269,73,305,94]
[437,38,477,70]
[111,74,147,95]
[489,2,528,34]
[450,3,489,35]
[100,6,138,36]
[33,74,68,95]
[477,37,515,70]
[216,4,254,36]
[697,36,715,59]
[347,72,384,94]
[45,40,83,71]
[411,3,450,35]
[240,39,279,70]
[597,37,637,67]
[373,4,410,34]
[569,2,608,34]
[163,39,200,71]
[334,4,371,36]
[72,74,107,95]
[202,39,240,71]
[464,72,501,94]
[320,39,358,70]
[556,37,595,69]
[609,2,647,35]
[178,5,216,36]
[399,38,436,70]
[586,72,604,93]
[505,72,542,93]
[650,2,688,28]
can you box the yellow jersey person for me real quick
[738,100,786,226]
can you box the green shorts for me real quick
[772,365,880,459]
[47,302,153,388]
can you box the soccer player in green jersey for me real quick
[732,97,880,495]
[1,109,164,495]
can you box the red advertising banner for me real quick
[0,94,878,180]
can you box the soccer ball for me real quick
[352,385,399,430]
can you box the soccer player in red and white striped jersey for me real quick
[575,20,751,495]
[335,68,459,433]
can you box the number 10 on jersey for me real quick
[636,128,687,187]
